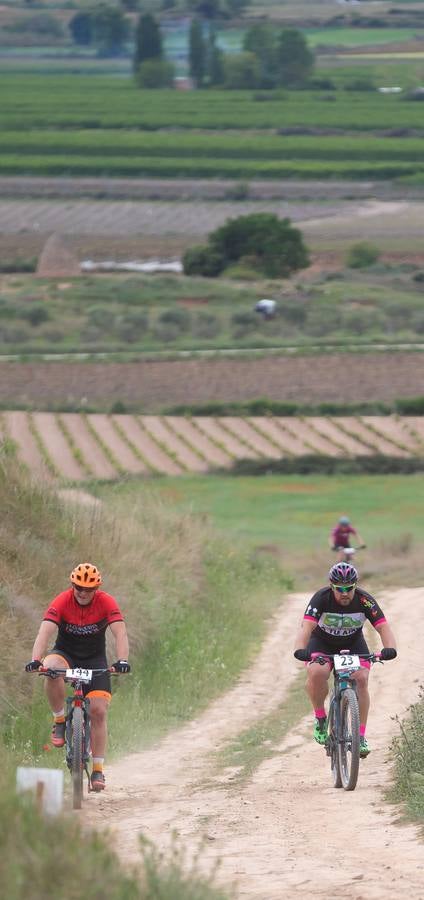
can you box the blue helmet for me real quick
[339,516,350,525]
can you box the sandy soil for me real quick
[83,587,424,900]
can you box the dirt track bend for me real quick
[83,588,424,899]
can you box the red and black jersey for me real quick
[43,588,124,661]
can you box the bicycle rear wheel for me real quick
[338,687,360,791]
[71,706,84,810]
[327,698,342,789]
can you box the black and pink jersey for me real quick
[303,586,386,649]
[43,588,124,660]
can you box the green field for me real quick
[2,68,424,180]
[96,472,424,590]
[1,267,424,356]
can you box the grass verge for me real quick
[212,673,309,786]
[387,689,424,826]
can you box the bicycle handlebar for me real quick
[37,665,120,679]
[308,652,383,665]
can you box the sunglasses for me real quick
[333,584,356,594]
[73,585,96,593]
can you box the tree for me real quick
[189,0,251,17]
[69,12,93,46]
[184,214,309,278]
[207,25,224,86]
[91,5,130,57]
[223,51,259,89]
[243,23,277,88]
[276,28,314,87]
[189,18,206,87]
[133,13,162,72]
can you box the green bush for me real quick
[87,305,116,329]
[0,258,37,274]
[115,310,149,342]
[209,213,309,278]
[19,305,50,328]
[158,308,191,333]
[193,312,221,340]
[228,455,424,477]
[136,59,175,88]
[182,245,226,278]
[346,241,380,269]
[395,396,424,415]
[231,311,259,338]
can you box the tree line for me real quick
[68,6,314,89]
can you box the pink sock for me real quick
[360,724,366,737]
[314,708,326,719]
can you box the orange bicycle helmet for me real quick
[70,563,102,588]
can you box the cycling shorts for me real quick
[306,631,371,670]
[44,650,111,698]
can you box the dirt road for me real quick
[84,588,424,899]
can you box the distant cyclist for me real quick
[293,561,397,758]
[329,516,366,561]
[25,563,130,792]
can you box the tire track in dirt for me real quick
[83,588,424,900]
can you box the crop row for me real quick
[2,77,424,132]
[2,412,424,483]
[0,153,420,180]
[4,130,424,162]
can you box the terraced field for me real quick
[2,412,424,482]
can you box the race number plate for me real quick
[65,668,92,683]
[334,654,360,672]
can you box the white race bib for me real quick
[333,654,360,672]
[65,668,92,684]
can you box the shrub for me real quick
[223,52,260,90]
[115,310,149,342]
[231,311,259,338]
[344,78,375,92]
[0,258,37,274]
[193,312,221,339]
[395,396,424,415]
[87,305,115,329]
[18,304,50,327]
[182,245,225,278]
[158,308,191,333]
[210,213,309,278]
[136,59,175,88]
[346,241,380,269]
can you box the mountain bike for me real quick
[38,665,115,810]
[334,545,366,563]
[312,651,383,792]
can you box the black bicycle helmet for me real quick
[329,561,358,585]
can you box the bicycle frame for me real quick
[312,651,380,791]
[38,666,112,810]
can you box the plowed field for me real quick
[1,412,423,482]
[1,353,424,411]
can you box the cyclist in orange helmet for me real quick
[25,563,130,792]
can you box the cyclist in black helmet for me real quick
[293,561,397,758]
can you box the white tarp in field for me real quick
[81,259,183,273]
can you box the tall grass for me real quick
[0,752,231,900]
[387,690,424,823]
[1,446,290,896]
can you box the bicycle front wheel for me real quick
[327,697,342,789]
[338,687,360,791]
[71,706,84,810]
